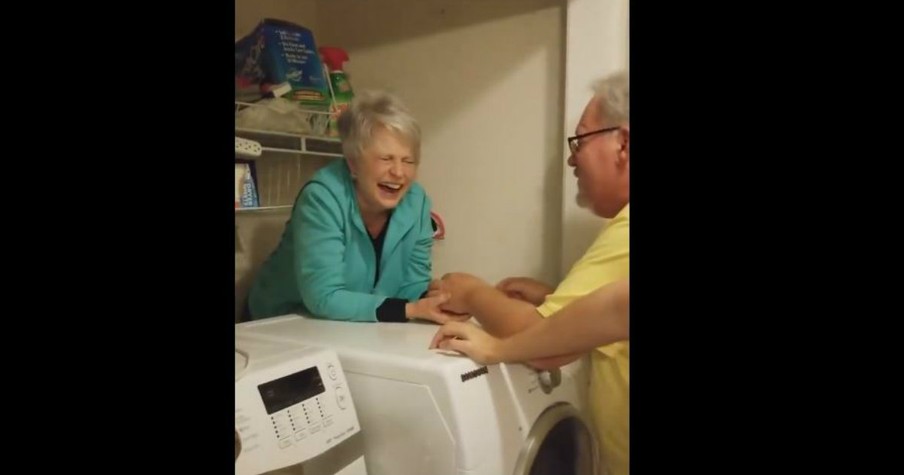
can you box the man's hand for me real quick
[496,277,554,306]
[429,321,502,365]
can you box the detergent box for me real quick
[235,19,331,114]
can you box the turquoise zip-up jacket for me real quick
[248,160,434,321]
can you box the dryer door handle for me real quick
[538,368,562,393]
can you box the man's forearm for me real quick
[465,284,543,338]
[497,280,629,364]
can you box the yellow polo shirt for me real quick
[537,204,629,475]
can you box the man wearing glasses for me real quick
[431,70,630,475]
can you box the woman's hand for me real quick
[406,293,472,324]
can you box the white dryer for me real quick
[236,315,597,475]
[235,335,367,475]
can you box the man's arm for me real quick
[463,283,544,337]
[496,277,554,305]
[430,280,629,364]
[439,273,542,338]
[506,280,628,359]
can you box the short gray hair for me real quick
[593,71,629,125]
[338,90,421,163]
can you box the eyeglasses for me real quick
[567,126,621,154]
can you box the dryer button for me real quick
[335,385,348,410]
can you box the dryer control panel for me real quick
[235,338,360,475]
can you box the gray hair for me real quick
[338,90,421,163]
[593,71,629,125]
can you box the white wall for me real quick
[560,0,629,275]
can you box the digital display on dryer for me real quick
[257,366,325,414]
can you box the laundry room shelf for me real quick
[234,100,343,213]
[234,101,344,160]
[236,205,293,214]
[235,127,343,159]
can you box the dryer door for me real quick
[512,403,598,475]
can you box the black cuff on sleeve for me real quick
[376,298,409,323]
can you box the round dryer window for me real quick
[513,403,598,475]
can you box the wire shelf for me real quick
[234,61,344,214]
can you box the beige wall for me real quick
[236,0,565,290]
[235,0,318,40]
[316,0,565,285]
[235,1,617,317]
